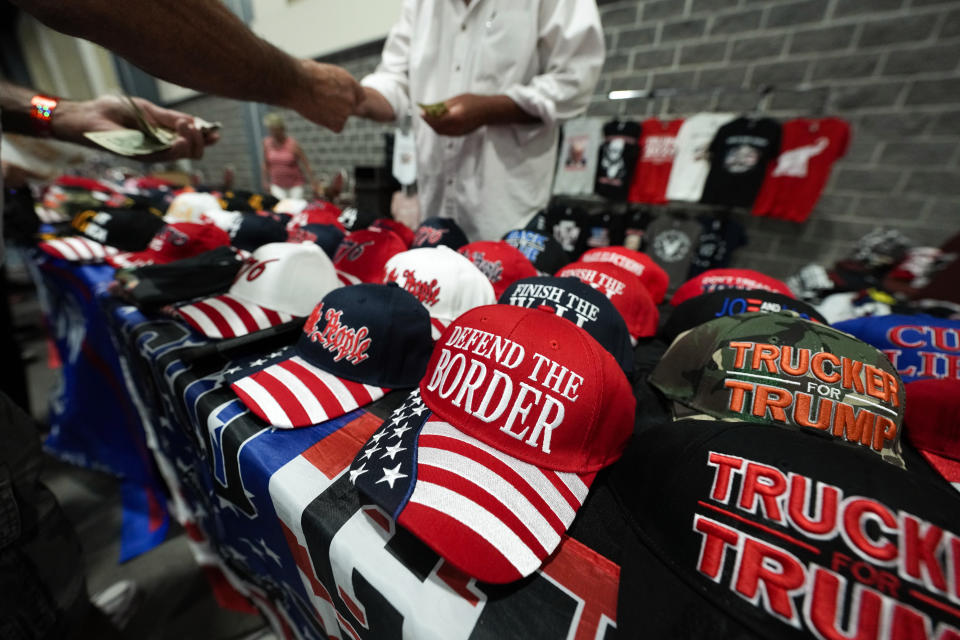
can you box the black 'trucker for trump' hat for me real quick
[610,419,960,639]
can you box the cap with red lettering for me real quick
[285,201,345,233]
[498,276,635,377]
[348,305,635,583]
[333,228,407,285]
[555,261,659,340]
[411,217,468,250]
[384,246,495,339]
[650,312,906,466]
[579,246,669,304]
[671,268,795,307]
[229,283,434,428]
[175,242,340,339]
[457,241,538,300]
[611,419,960,639]
[904,379,960,488]
[106,222,231,268]
[661,289,828,345]
[370,217,415,248]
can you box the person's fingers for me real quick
[176,118,204,159]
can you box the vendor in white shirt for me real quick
[354,0,604,242]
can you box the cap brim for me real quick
[336,269,362,286]
[353,396,594,583]
[106,250,162,268]
[919,449,960,490]
[38,237,118,263]
[429,317,450,342]
[176,293,294,339]
[230,354,388,428]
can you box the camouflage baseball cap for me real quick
[650,312,906,466]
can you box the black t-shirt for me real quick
[544,203,590,260]
[594,120,642,201]
[643,214,703,293]
[700,117,781,209]
[688,214,748,277]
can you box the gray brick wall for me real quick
[177,0,959,279]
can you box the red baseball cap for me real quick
[457,241,538,299]
[556,261,659,340]
[671,268,795,306]
[369,218,414,248]
[285,201,345,233]
[579,246,669,304]
[347,305,635,583]
[106,222,230,268]
[333,228,406,285]
[905,379,960,487]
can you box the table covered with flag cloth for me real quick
[26,250,170,560]
[101,293,623,639]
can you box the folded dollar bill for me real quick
[417,101,449,118]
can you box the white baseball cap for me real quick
[176,242,340,339]
[383,246,495,339]
[164,192,223,223]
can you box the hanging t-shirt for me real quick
[700,117,782,209]
[642,214,702,293]
[665,112,735,203]
[688,214,748,278]
[545,203,590,259]
[752,117,850,222]
[553,118,604,196]
[594,120,642,201]
[628,118,684,205]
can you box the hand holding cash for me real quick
[78,94,220,158]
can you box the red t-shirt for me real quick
[752,117,850,222]
[628,118,684,205]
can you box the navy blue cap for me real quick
[411,217,468,249]
[498,276,634,377]
[288,223,346,258]
[230,212,288,251]
[501,229,571,275]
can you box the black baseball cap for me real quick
[229,212,289,251]
[71,207,165,251]
[611,419,960,639]
[501,229,571,275]
[411,217,468,249]
[660,289,828,344]
[498,275,635,376]
[287,223,345,258]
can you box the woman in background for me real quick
[261,112,318,199]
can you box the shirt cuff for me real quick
[360,73,411,125]
[503,85,555,145]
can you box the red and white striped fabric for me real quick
[37,237,119,263]
[176,294,294,339]
[336,270,361,286]
[400,418,593,582]
[231,355,388,428]
[429,318,449,341]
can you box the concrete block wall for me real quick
[181,0,959,278]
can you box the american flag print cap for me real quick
[230,283,434,428]
[350,305,635,583]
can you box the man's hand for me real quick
[287,60,364,133]
[421,94,540,137]
[52,95,218,161]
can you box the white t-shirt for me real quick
[552,117,603,196]
[665,112,735,203]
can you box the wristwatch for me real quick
[29,94,60,137]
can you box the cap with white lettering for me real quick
[650,312,906,466]
[579,246,669,304]
[175,242,340,339]
[498,276,634,376]
[612,419,960,639]
[384,246,495,339]
[348,305,635,583]
[555,261,659,340]
[229,283,434,428]
[333,228,407,285]
[106,222,231,268]
[671,268,795,307]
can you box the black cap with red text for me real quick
[612,418,960,639]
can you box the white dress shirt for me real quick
[362,0,604,242]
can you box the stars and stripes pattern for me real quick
[176,294,295,339]
[336,270,362,286]
[230,354,388,428]
[429,318,449,342]
[38,237,119,263]
[351,390,594,583]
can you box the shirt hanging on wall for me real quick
[628,118,684,205]
[665,112,735,203]
[700,116,782,209]
[752,117,851,222]
[545,203,590,259]
[594,120,642,201]
[688,214,748,278]
[643,214,703,293]
[553,118,604,196]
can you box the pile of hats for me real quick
[31,178,960,637]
